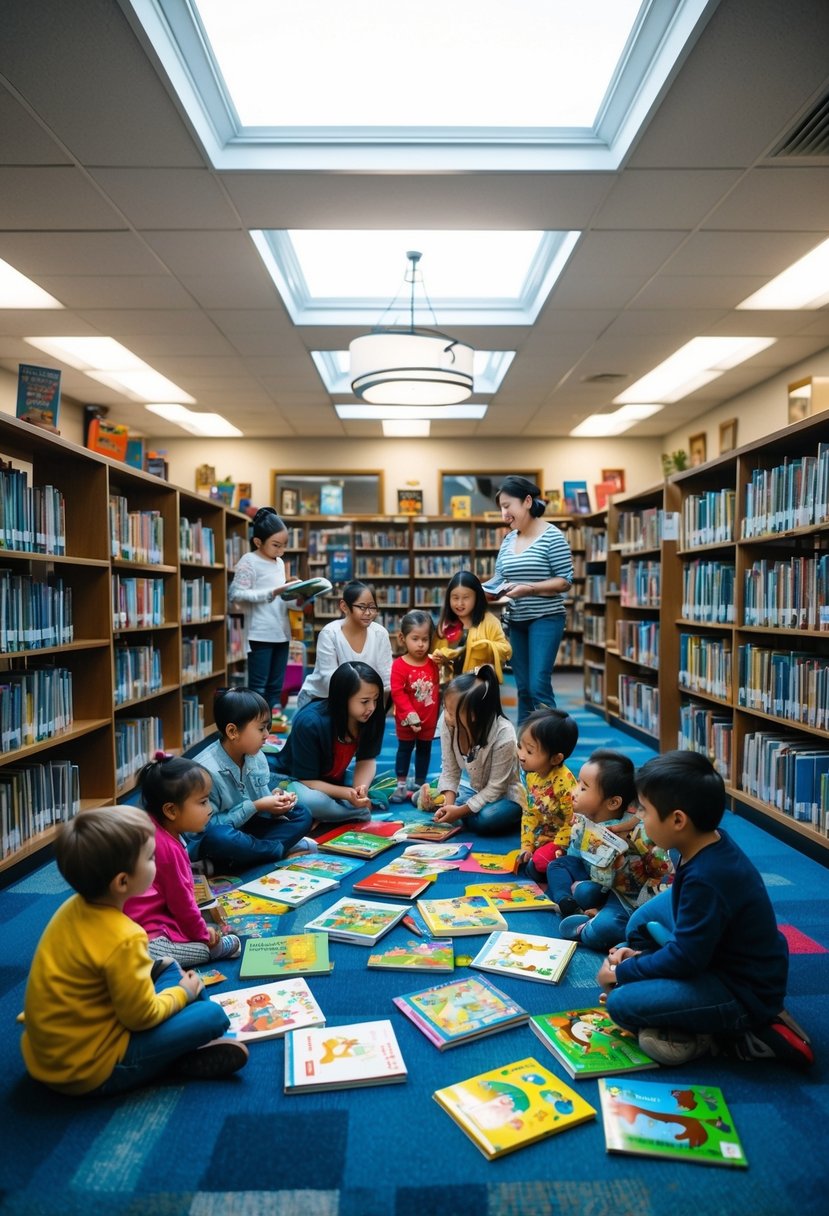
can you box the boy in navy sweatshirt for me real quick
[599,750,813,1069]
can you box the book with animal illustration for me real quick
[352,871,434,900]
[304,896,409,945]
[276,853,366,882]
[457,849,521,874]
[375,856,456,879]
[239,868,340,907]
[434,1057,597,1159]
[392,974,528,1050]
[570,813,629,869]
[530,1008,659,1078]
[416,894,508,937]
[284,1018,408,1093]
[239,933,333,979]
[397,821,462,843]
[463,880,556,912]
[319,830,399,859]
[275,576,333,602]
[401,841,473,861]
[470,930,576,985]
[209,977,325,1043]
[367,938,455,972]
[217,889,291,919]
[598,1079,747,1168]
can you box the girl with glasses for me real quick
[297,579,392,709]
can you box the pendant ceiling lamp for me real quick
[349,251,474,406]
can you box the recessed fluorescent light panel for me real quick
[737,236,829,310]
[570,404,663,438]
[24,336,195,404]
[614,337,776,405]
[127,1,714,171]
[0,258,63,309]
[145,404,242,437]
[255,230,579,326]
[313,349,514,396]
[382,420,431,438]
[335,404,488,421]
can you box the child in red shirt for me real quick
[390,610,440,803]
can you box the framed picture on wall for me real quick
[601,468,625,492]
[689,432,707,466]
[280,488,298,516]
[397,488,423,515]
[719,419,738,454]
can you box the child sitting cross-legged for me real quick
[515,708,579,877]
[20,807,248,1096]
[599,750,814,1070]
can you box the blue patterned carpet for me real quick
[1,676,827,1215]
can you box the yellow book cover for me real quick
[463,880,556,912]
[416,893,508,937]
[434,1056,596,1158]
[450,494,472,518]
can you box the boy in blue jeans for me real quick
[599,751,813,1069]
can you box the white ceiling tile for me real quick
[593,169,744,229]
[0,88,72,164]
[75,309,221,337]
[142,231,262,277]
[178,275,280,310]
[0,232,162,276]
[0,167,124,228]
[629,276,767,310]
[565,231,688,278]
[35,276,195,310]
[89,169,241,230]
[663,231,822,276]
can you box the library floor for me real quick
[0,674,826,1216]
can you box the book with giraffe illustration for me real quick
[284,1018,408,1092]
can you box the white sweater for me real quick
[297,619,393,706]
[227,551,294,645]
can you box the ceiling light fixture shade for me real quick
[349,251,474,406]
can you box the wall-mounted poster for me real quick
[17,364,61,431]
[397,488,423,515]
[320,483,344,515]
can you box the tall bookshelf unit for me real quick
[581,510,608,707]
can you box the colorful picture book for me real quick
[530,1008,659,1078]
[598,1079,747,1168]
[463,880,556,912]
[239,933,333,979]
[434,1057,597,1159]
[192,874,216,908]
[217,889,291,919]
[392,974,528,1050]
[570,814,629,868]
[276,576,333,602]
[399,822,462,842]
[216,913,283,938]
[194,967,227,987]
[284,1019,408,1093]
[376,856,455,879]
[368,938,455,972]
[352,871,434,900]
[319,830,399,859]
[239,868,339,908]
[416,894,508,937]
[210,977,325,1042]
[458,849,521,874]
[276,853,366,882]
[304,897,409,945]
[470,930,577,985]
[401,841,473,862]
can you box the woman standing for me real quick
[492,476,574,724]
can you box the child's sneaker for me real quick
[173,1037,249,1079]
[209,933,242,961]
[732,1019,814,1070]
[558,913,589,941]
[554,896,581,919]
[389,784,411,804]
[637,1027,713,1066]
[287,836,318,857]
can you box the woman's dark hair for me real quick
[635,749,725,832]
[445,664,504,753]
[214,686,270,734]
[588,748,637,811]
[518,708,578,764]
[437,570,487,635]
[138,756,211,823]
[251,506,288,547]
[340,580,376,609]
[327,661,386,752]
[400,609,434,639]
[495,476,547,519]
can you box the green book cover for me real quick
[368,938,454,972]
[598,1079,748,1168]
[530,1008,659,1077]
[240,933,332,979]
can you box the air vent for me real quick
[772,92,829,157]
[581,372,627,384]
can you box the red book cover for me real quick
[353,872,433,900]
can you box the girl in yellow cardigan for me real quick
[431,570,511,684]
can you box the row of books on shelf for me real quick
[412,527,472,549]
[585,575,607,603]
[112,575,165,630]
[353,557,410,577]
[472,557,497,579]
[114,644,162,705]
[618,675,659,736]
[0,571,73,653]
[619,560,661,609]
[742,730,829,830]
[742,448,829,537]
[584,614,606,645]
[225,533,247,569]
[584,666,604,705]
[678,701,732,782]
[182,694,205,750]
[737,643,829,728]
[681,560,735,623]
[613,506,665,551]
[0,465,66,555]
[352,529,408,549]
[114,716,163,788]
[681,488,736,548]
[227,615,245,662]
[0,759,80,858]
[585,527,607,562]
[0,666,73,752]
[679,633,732,700]
[179,518,216,565]
[182,637,214,681]
[743,555,829,630]
[181,578,213,624]
[616,619,659,667]
[109,497,163,564]
[413,556,463,577]
[307,526,351,557]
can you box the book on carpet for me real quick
[192,874,216,908]
[209,976,325,1042]
[398,822,462,842]
[400,841,473,862]
[239,933,333,979]
[218,889,291,919]
[433,1056,597,1159]
[217,913,284,938]
[275,576,333,602]
[368,938,455,972]
[319,830,399,858]
[529,1008,659,1078]
[315,819,404,844]
[275,853,366,881]
[470,930,576,984]
[598,1079,747,1168]
[376,856,456,879]
[284,1018,407,1093]
[416,894,508,937]
[352,871,434,900]
[458,849,521,874]
[463,880,556,912]
[239,868,340,907]
[392,974,528,1050]
[304,896,409,945]
[194,967,227,987]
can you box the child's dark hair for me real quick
[214,686,270,735]
[438,570,487,635]
[588,749,637,811]
[340,580,376,610]
[518,708,578,764]
[636,749,725,832]
[446,665,504,753]
[495,475,547,519]
[328,661,386,753]
[400,609,433,643]
[55,806,154,901]
[251,506,287,547]
[138,756,210,823]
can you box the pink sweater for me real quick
[124,825,209,944]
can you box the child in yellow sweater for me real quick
[515,708,579,875]
[20,806,248,1096]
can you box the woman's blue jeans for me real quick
[508,614,566,725]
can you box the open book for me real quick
[276,576,333,602]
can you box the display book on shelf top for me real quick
[0,410,244,876]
